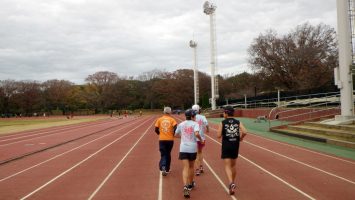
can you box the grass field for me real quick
[0,116,109,135]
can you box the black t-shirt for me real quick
[221,118,240,146]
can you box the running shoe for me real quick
[229,183,236,195]
[183,186,190,198]
[161,166,168,176]
[195,168,200,176]
[188,181,196,191]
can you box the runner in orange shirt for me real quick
[154,107,177,176]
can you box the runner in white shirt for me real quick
[192,104,209,176]
[175,109,202,199]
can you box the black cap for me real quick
[224,106,234,115]
[185,109,197,117]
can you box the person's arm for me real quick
[173,124,177,133]
[204,117,209,133]
[217,123,222,139]
[174,124,181,138]
[154,119,160,135]
[240,122,247,141]
[194,131,202,141]
[155,127,160,135]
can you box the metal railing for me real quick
[223,91,341,109]
[268,94,342,130]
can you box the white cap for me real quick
[163,107,172,114]
[192,104,200,111]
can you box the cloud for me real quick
[0,0,337,83]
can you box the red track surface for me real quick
[0,115,354,200]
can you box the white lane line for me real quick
[88,123,154,200]
[19,118,153,200]
[0,118,149,182]
[206,135,315,200]
[158,172,163,200]
[208,123,355,165]
[248,132,355,165]
[0,120,124,147]
[244,141,355,185]
[239,155,315,200]
[174,117,236,199]
[0,121,114,142]
[0,120,109,139]
[203,159,237,200]
[209,126,355,184]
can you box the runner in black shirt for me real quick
[217,106,247,195]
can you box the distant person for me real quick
[217,106,247,195]
[154,107,177,176]
[175,109,202,199]
[191,104,209,176]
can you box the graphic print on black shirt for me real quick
[222,118,240,142]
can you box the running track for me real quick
[0,115,354,199]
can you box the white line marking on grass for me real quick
[244,141,355,185]
[205,135,316,200]
[158,170,163,200]
[203,160,237,200]
[88,123,154,200]
[0,118,150,182]
[19,118,153,200]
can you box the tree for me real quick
[248,23,337,91]
[85,71,119,113]
[16,81,42,115]
[0,80,19,114]
[42,79,74,113]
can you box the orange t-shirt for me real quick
[155,115,177,141]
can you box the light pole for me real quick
[203,1,218,110]
[244,94,247,109]
[334,0,355,123]
[189,40,199,105]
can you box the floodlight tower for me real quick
[204,1,219,110]
[333,0,355,123]
[189,40,199,105]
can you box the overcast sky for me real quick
[0,0,337,84]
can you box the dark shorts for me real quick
[221,143,240,159]
[179,152,197,161]
[197,141,205,150]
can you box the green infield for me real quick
[0,117,109,135]
[209,117,355,161]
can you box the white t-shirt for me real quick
[195,114,208,141]
[175,120,200,153]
